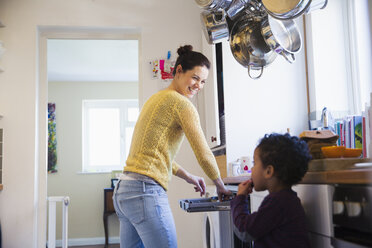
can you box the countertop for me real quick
[223,158,372,185]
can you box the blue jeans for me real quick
[113,180,178,248]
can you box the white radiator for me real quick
[48,196,70,248]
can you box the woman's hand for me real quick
[186,174,206,197]
[175,167,206,196]
[237,179,253,196]
[213,178,232,201]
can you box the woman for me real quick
[113,45,231,248]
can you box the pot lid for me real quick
[262,0,302,14]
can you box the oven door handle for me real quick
[179,197,231,213]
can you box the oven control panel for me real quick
[333,200,364,217]
[333,185,371,228]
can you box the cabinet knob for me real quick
[211,136,217,142]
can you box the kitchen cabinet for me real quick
[198,35,225,149]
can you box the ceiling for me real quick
[47,39,139,82]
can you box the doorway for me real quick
[37,27,141,247]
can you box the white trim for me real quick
[76,171,111,175]
[305,0,362,118]
[304,14,317,114]
[347,0,362,114]
[37,26,142,248]
[339,0,355,115]
[36,27,49,248]
[344,0,359,114]
[53,237,120,247]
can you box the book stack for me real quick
[334,104,371,158]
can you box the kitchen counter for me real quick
[223,175,251,185]
[223,158,372,185]
[300,168,372,184]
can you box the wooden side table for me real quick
[103,188,116,248]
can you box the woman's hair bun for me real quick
[177,45,193,56]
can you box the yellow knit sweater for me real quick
[124,89,220,190]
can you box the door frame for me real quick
[36,26,142,247]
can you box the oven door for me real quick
[179,196,231,212]
[331,237,372,248]
[179,195,252,248]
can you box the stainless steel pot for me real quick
[201,10,229,44]
[261,0,311,20]
[226,0,249,20]
[261,15,301,63]
[226,0,264,20]
[229,16,277,79]
[304,0,328,14]
[195,0,233,11]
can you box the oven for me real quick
[179,185,252,248]
[331,185,372,248]
[293,184,335,248]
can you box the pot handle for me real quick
[281,51,295,64]
[212,9,225,23]
[248,65,263,79]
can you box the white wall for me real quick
[47,81,137,241]
[0,1,207,247]
[222,17,309,164]
[0,1,313,247]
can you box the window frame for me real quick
[305,0,370,121]
[82,99,138,173]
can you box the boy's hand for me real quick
[237,179,253,196]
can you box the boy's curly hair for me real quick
[256,133,312,186]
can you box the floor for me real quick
[70,245,120,248]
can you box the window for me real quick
[82,100,139,172]
[305,0,372,120]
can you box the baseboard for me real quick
[53,237,120,247]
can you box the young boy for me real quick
[231,133,312,248]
